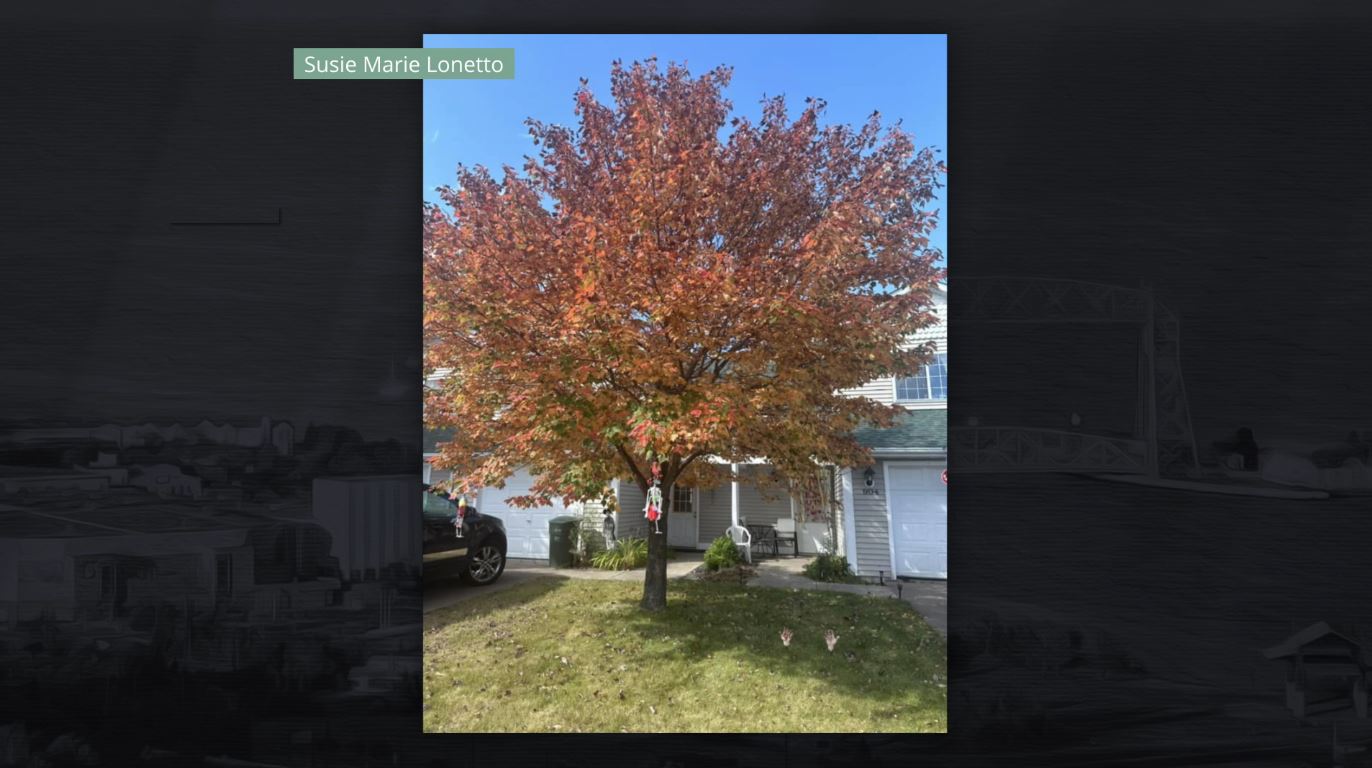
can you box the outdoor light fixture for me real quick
[863,467,876,487]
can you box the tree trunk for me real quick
[639,466,675,612]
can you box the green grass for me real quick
[423,578,946,733]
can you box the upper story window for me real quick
[895,353,947,402]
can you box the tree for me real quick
[424,59,945,611]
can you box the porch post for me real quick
[731,463,740,527]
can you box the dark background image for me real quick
[3,1,1372,766]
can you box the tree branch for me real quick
[616,442,650,492]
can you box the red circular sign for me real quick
[941,469,948,485]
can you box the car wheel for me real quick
[462,541,506,586]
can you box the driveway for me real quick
[423,565,555,613]
[893,578,947,636]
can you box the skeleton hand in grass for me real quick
[824,629,839,652]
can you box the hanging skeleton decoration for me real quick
[451,491,468,538]
[644,462,664,534]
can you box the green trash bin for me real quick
[548,515,579,568]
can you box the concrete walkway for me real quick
[424,552,703,613]
[506,551,705,582]
[425,552,947,638]
[747,557,947,636]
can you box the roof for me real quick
[855,409,947,453]
[1263,621,1361,660]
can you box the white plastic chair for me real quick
[725,525,752,564]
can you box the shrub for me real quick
[801,553,860,583]
[590,538,649,570]
[703,535,743,571]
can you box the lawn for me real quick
[423,577,946,733]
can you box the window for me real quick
[672,485,693,514]
[216,553,234,598]
[895,353,947,402]
[423,492,455,520]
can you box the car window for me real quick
[423,493,455,518]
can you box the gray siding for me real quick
[614,480,649,540]
[694,466,792,546]
[697,484,733,546]
[737,467,792,529]
[851,462,892,576]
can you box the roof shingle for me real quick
[854,409,946,452]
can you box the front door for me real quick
[215,553,234,601]
[666,485,697,548]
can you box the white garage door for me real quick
[886,464,947,579]
[478,468,567,560]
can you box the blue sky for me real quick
[423,34,946,260]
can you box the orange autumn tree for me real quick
[424,59,944,611]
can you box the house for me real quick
[128,463,204,499]
[0,497,335,629]
[4,417,294,454]
[421,427,456,488]
[1265,621,1368,719]
[424,283,947,579]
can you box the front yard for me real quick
[423,577,946,733]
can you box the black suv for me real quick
[422,485,507,586]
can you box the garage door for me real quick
[477,468,568,559]
[886,464,947,579]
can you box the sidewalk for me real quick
[747,557,947,636]
[505,551,705,582]
[424,551,704,613]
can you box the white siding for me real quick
[838,288,946,408]
[840,378,899,406]
[573,497,610,551]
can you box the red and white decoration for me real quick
[644,462,664,534]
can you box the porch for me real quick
[675,461,837,557]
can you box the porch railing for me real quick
[949,426,1150,474]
